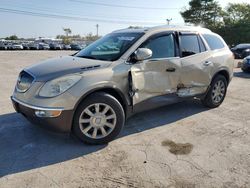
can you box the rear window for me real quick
[180,35,200,57]
[203,34,225,50]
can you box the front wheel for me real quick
[202,75,228,108]
[72,92,125,144]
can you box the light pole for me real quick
[96,24,99,37]
[166,18,172,25]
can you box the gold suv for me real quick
[11,25,234,144]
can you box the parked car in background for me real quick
[11,43,23,50]
[38,43,50,50]
[241,56,250,72]
[11,25,234,144]
[0,43,7,50]
[49,43,62,50]
[231,43,250,59]
[22,43,30,50]
[6,43,14,50]
[29,43,39,50]
[63,44,71,50]
[70,44,82,51]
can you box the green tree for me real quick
[215,3,250,45]
[63,28,72,37]
[85,33,100,41]
[180,0,222,28]
[58,28,73,44]
[181,1,250,45]
[62,37,71,45]
[223,3,250,24]
[5,35,18,40]
[56,35,64,39]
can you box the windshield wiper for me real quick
[78,55,108,61]
[78,55,98,60]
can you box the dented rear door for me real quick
[178,33,213,97]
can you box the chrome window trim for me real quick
[11,96,64,111]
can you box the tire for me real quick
[201,75,228,108]
[72,92,125,144]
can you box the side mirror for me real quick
[134,48,152,61]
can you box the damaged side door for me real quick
[177,32,214,97]
[129,33,182,105]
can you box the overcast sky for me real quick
[0,0,249,38]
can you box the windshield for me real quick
[75,32,144,61]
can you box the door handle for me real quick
[166,67,176,72]
[203,61,212,66]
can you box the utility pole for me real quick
[96,24,99,37]
[166,18,172,25]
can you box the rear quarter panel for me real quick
[210,48,234,82]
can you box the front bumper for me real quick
[11,96,74,133]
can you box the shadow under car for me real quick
[0,99,208,177]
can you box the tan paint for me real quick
[131,57,181,104]
[130,49,233,103]
[176,51,213,97]
[13,25,234,111]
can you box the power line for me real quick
[0,2,163,21]
[0,7,164,25]
[69,0,180,10]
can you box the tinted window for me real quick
[203,34,225,50]
[141,34,175,58]
[180,35,200,57]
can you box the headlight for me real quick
[39,75,81,97]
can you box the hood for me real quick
[245,55,250,60]
[25,56,111,81]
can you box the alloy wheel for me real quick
[79,103,117,139]
[212,80,226,104]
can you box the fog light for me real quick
[35,110,46,117]
[35,110,62,117]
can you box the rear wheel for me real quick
[202,75,228,108]
[72,92,125,144]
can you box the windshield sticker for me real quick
[118,37,135,41]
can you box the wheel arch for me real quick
[73,87,130,120]
[212,69,230,85]
[201,69,230,100]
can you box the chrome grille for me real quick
[16,71,34,92]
